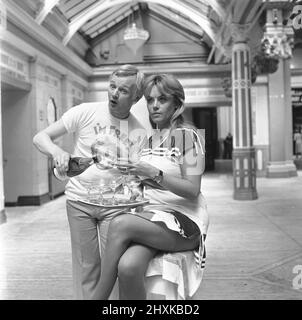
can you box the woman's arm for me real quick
[130,155,204,199]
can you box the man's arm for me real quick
[33,119,70,175]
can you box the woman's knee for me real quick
[117,254,146,282]
[108,214,130,237]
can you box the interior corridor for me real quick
[1,172,302,300]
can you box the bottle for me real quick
[53,156,98,181]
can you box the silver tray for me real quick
[77,196,149,208]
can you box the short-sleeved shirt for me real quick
[62,102,146,200]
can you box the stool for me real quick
[109,250,205,300]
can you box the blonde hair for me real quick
[110,64,145,102]
[143,74,186,129]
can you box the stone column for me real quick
[263,5,297,178]
[231,24,258,200]
[0,1,7,223]
[0,75,7,224]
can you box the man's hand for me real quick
[52,149,71,176]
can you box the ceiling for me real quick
[55,0,224,45]
[13,0,271,65]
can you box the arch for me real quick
[62,0,220,45]
[35,0,60,24]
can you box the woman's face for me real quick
[146,85,176,129]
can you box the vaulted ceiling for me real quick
[37,0,225,45]
[12,0,269,65]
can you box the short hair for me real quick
[110,64,145,101]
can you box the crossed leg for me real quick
[118,244,157,300]
[91,213,200,300]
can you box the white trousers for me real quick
[66,200,122,300]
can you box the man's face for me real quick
[108,74,137,119]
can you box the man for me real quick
[33,64,146,299]
[223,132,233,159]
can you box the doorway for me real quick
[292,88,302,170]
[1,87,31,205]
[192,108,218,171]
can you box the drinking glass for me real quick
[109,179,119,205]
[78,179,99,201]
[126,176,142,201]
[98,178,107,204]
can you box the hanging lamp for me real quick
[123,4,149,55]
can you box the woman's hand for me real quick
[116,161,159,179]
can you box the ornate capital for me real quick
[263,6,295,59]
[262,31,294,59]
[230,23,251,43]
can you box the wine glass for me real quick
[97,178,107,204]
[126,176,142,201]
[109,179,119,205]
[78,179,99,201]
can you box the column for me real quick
[0,1,7,223]
[231,24,258,200]
[264,5,297,178]
[0,77,7,224]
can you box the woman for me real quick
[92,74,209,300]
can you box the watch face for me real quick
[154,176,161,183]
[153,170,163,184]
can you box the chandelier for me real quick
[123,5,149,55]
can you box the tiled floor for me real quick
[1,172,302,300]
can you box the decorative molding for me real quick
[0,50,29,82]
[233,79,252,89]
[3,0,92,77]
[184,87,230,104]
[230,23,251,43]
[1,29,89,88]
[262,31,295,59]
[263,6,295,59]
[1,72,32,91]
[92,62,231,77]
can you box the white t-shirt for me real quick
[62,102,146,200]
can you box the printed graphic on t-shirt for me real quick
[92,123,146,164]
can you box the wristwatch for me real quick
[153,169,163,184]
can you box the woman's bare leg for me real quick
[92,214,199,300]
[118,244,157,300]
